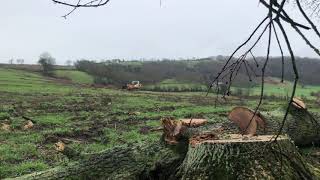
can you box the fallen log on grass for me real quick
[11,141,184,180]
[262,107,320,146]
[12,127,318,179]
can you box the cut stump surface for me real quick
[177,134,316,180]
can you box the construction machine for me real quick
[123,81,142,90]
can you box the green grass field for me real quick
[54,70,94,84]
[143,79,208,92]
[0,68,319,178]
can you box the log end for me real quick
[190,133,286,147]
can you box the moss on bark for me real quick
[11,135,318,180]
[176,136,316,179]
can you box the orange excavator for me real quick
[123,81,142,91]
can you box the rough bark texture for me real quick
[288,107,320,145]
[264,108,320,146]
[11,135,318,180]
[176,135,315,180]
[10,109,320,180]
[11,142,185,180]
[223,108,320,146]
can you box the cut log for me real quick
[12,141,185,180]
[286,109,320,146]
[224,107,320,146]
[176,134,316,180]
[10,111,320,179]
[292,97,306,109]
[228,107,265,135]
[180,119,208,127]
[161,118,209,145]
[14,135,318,180]
[161,117,187,144]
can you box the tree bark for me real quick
[11,142,185,180]
[10,110,320,179]
[263,108,320,146]
[223,108,320,146]
[176,135,315,180]
[12,134,318,180]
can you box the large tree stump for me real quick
[176,134,315,180]
[12,134,318,180]
[223,107,320,146]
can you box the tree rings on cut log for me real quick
[189,132,219,147]
[228,107,265,135]
[292,97,306,109]
[180,118,208,127]
[191,134,280,146]
[177,134,316,179]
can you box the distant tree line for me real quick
[74,56,320,87]
[8,58,24,64]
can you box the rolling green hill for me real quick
[54,70,94,84]
[0,68,319,178]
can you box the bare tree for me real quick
[8,59,14,64]
[16,58,24,64]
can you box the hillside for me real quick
[0,68,319,178]
[74,56,320,87]
[54,70,94,84]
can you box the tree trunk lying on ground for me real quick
[12,131,318,179]
[11,141,184,180]
[223,107,320,146]
[286,107,320,146]
[10,107,320,180]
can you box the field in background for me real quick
[0,68,320,178]
[54,70,94,84]
[142,79,208,92]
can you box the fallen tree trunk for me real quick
[10,111,320,180]
[12,134,318,180]
[223,108,320,146]
[263,108,320,146]
[11,142,185,180]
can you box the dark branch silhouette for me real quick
[52,0,111,17]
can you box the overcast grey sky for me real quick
[0,0,319,64]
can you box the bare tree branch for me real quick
[296,0,320,38]
[272,22,285,82]
[273,18,299,141]
[259,0,311,30]
[52,0,111,17]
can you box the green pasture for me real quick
[54,70,94,84]
[0,68,319,178]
